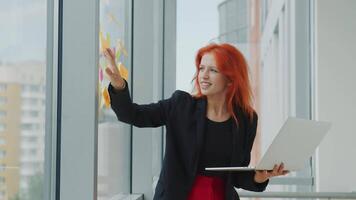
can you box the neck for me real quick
[206,94,230,120]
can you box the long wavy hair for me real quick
[192,43,255,123]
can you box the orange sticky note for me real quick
[102,86,110,108]
[118,62,129,80]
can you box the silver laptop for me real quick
[205,117,332,172]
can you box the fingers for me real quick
[267,163,289,178]
[277,163,284,174]
[105,67,113,77]
[255,163,289,182]
[271,164,279,176]
[103,48,114,59]
[107,48,116,60]
[105,67,121,80]
[103,48,120,74]
[282,170,290,175]
[103,48,114,63]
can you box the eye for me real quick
[199,66,205,71]
[210,68,218,73]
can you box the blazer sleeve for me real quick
[232,112,269,192]
[108,80,179,128]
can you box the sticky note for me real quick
[102,86,110,108]
[118,62,129,80]
[116,39,128,57]
[100,31,110,52]
[99,67,103,82]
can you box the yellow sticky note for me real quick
[102,86,111,108]
[106,33,111,49]
[118,62,129,80]
[100,31,110,52]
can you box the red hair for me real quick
[193,43,254,123]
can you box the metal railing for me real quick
[239,191,356,199]
[108,194,143,200]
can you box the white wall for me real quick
[315,0,356,192]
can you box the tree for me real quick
[26,173,43,200]
[9,173,44,200]
[9,193,20,200]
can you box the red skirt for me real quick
[187,175,225,200]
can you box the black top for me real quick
[198,117,235,180]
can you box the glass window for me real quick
[177,0,314,197]
[259,0,315,195]
[0,124,6,132]
[22,98,39,106]
[0,111,6,118]
[0,164,6,172]
[21,123,40,131]
[0,150,6,158]
[0,97,7,105]
[22,111,39,118]
[98,0,132,199]
[0,0,47,199]
[0,84,7,92]
[22,84,41,93]
[177,0,223,92]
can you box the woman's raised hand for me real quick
[103,48,125,90]
[254,163,289,183]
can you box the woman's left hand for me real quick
[254,163,289,183]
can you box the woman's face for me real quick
[198,53,230,97]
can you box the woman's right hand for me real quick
[103,48,125,90]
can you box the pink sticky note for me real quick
[99,67,103,82]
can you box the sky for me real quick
[0,0,46,63]
[176,0,224,92]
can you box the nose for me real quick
[201,69,209,79]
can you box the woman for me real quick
[104,43,288,200]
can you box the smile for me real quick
[200,82,212,88]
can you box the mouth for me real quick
[200,81,212,89]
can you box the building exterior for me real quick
[218,0,315,194]
[218,0,249,58]
[0,61,45,200]
[0,81,21,200]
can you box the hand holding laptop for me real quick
[254,163,289,183]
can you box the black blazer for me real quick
[108,82,269,200]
